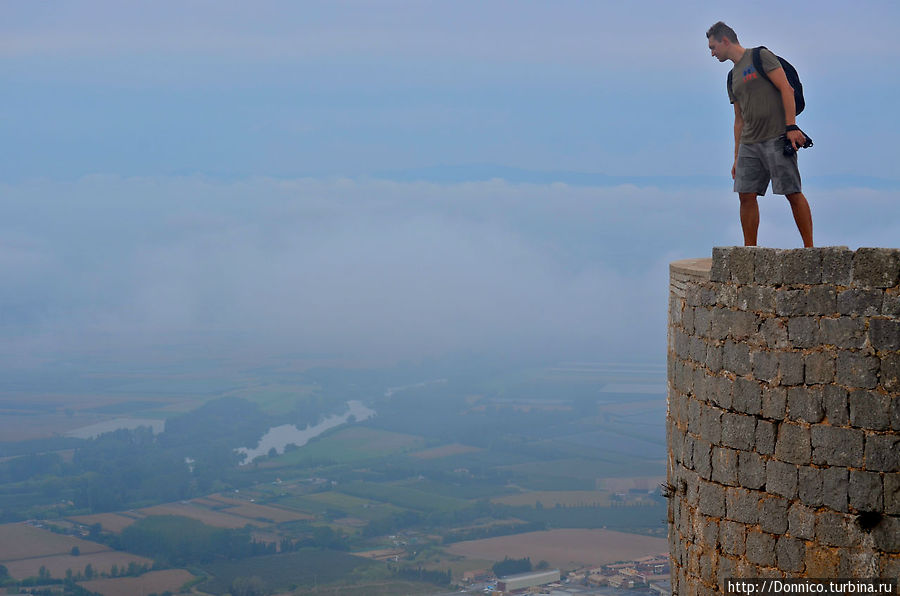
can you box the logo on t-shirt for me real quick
[742,67,758,83]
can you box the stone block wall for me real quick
[667,247,900,595]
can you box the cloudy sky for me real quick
[2,1,899,370]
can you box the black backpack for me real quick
[727,46,805,115]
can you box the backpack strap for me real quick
[753,46,774,86]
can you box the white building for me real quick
[497,569,561,592]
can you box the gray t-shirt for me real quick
[727,48,786,144]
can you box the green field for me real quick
[338,482,469,513]
[198,549,378,594]
[277,491,405,521]
[263,427,426,468]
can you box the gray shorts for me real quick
[734,136,802,196]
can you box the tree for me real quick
[84,563,94,579]
[231,575,269,596]
[71,546,80,556]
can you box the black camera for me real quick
[782,131,813,156]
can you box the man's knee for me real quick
[739,192,758,204]
[786,192,807,205]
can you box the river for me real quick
[235,400,375,465]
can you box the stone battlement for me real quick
[666,247,899,594]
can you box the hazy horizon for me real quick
[3,1,899,371]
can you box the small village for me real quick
[457,554,670,596]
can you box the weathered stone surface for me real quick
[787,386,825,424]
[758,495,789,534]
[805,351,835,385]
[776,289,807,317]
[822,467,849,512]
[815,511,856,547]
[798,466,823,507]
[775,422,811,464]
[848,470,883,511]
[838,288,883,316]
[753,247,782,284]
[885,473,900,515]
[730,248,756,284]
[699,404,722,443]
[726,487,759,524]
[871,516,900,553]
[788,503,816,540]
[823,385,849,425]
[709,374,733,409]
[738,450,766,489]
[849,389,891,431]
[821,247,854,285]
[719,520,746,556]
[767,460,798,499]
[694,307,713,337]
[811,425,864,467]
[751,350,778,382]
[778,351,805,386]
[787,316,818,348]
[756,419,777,455]
[865,435,900,472]
[711,446,739,486]
[884,292,900,316]
[738,285,776,313]
[760,387,786,420]
[705,342,724,372]
[668,249,900,592]
[717,284,738,309]
[694,439,712,479]
[723,340,751,376]
[783,249,823,285]
[761,317,789,349]
[806,286,837,315]
[775,535,806,573]
[804,544,841,577]
[745,530,776,567]
[819,317,866,349]
[836,351,880,389]
[722,412,755,451]
[853,248,900,288]
[733,377,762,415]
[870,317,900,351]
[710,247,733,283]
[698,481,726,517]
[881,353,900,392]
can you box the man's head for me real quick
[707,21,740,62]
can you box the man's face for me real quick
[708,36,729,62]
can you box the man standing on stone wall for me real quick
[706,21,814,247]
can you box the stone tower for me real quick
[666,247,899,593]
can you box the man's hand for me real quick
[732,160,737,180]
[787,128,806,150]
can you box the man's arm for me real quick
[767,66,806,149]
[732,102,743,179]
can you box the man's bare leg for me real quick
[738,192,760,246]
[786,192,814,247]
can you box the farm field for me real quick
[79,569,196,596]
[198,549,379,594]
[278,491,403,520]
[260,426,425,468]
[137,502,266,529]
[492,490,612,507]
[444,528,668,570]
[4,550,153,580]
[68,513,140,533]
[410,443,482,459]
[0,523,107,561]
